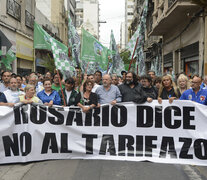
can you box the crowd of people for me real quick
[0,69,207,112]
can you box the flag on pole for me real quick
[126,0,148,58]
[49,37,75,73]
[34,22,68,54]
[34,22,75,76]
[135,0,148,75]
[68,13,81,68]
[0,49,16,70]
[109,30,125,75]
[81,28,109,74]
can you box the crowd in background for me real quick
[0,68,207,112]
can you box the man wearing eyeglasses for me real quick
[180,75,207,105]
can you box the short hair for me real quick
[148,70,155,75]
[192,74,202,81]
[29,75,38,80]
[53,72,63,80]
[140,75,152,83]
[121,71,126,75]
[9,77,17,82]
[16,75,22,80]
[24,84,35,93]
[43,78,52,85]
[154,76,162,84]
[65,77,75,85]
[94,70,102,76]
[83,80,94,92]
[1,71,11,76]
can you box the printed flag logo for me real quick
[94,42,103,56]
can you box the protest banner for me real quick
[0,100,207,166]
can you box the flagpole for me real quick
[106,56,110,74]
[57,70,66,106]
[128,37,139,72]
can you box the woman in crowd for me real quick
[37,79,61,106]
[158,74,181,104]
[75,80,98,113]
[19,84,42,104]
[177,74,190,95]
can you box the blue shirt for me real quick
[95,84,122,104]
[180,88,207,105]
[37,90,61,105]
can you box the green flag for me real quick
[34,22,75,76]
[0,49,16,70]
[81,28,109,73]
[34,22,68,54]
[0,50,2,56]
[109,30,125,76]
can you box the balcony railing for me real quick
[25,10,35,29]
[6,0,21,21]
[168,0,176,8]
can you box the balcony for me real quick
[25,10,35,29]
[6,0,21,21]
[168,0,176,8]
[150,0,201,36]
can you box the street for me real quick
[0,160,207,180]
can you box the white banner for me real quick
[0,100,207,165]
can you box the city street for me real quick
[0,160,207,180]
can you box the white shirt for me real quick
[3,89,24,103]
[65,90,72,104]
[0,83,9,92]
[92,83,100,93]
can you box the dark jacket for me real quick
[118,83,147,104]
[142,86,158,99]
[59,88,78,106]
[159,87,181,99]
[75,92,98,106]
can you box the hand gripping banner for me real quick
[0,101,207,165]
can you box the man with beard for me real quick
[0,77,24,107]
[140,75,158,102]
[118,72,149,103]
[95,74,122,105]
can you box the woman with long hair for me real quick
[75,80,98,113]
[177,74,190,94]
[158,74,181,104]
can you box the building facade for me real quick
[76,0,99,39]
[0,0,35,74]
[125,0,135,42]
[149,0,204,77]
[36,0,68,45]
[65,0,76,26]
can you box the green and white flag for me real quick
[109,30,125,76]
[49,37,75,74]
[0,49,16,70]
[34,22,75,76]
[68,13,81,68]
[126,0,148,58]
[34,22,68,54]
[81,28,109,74]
